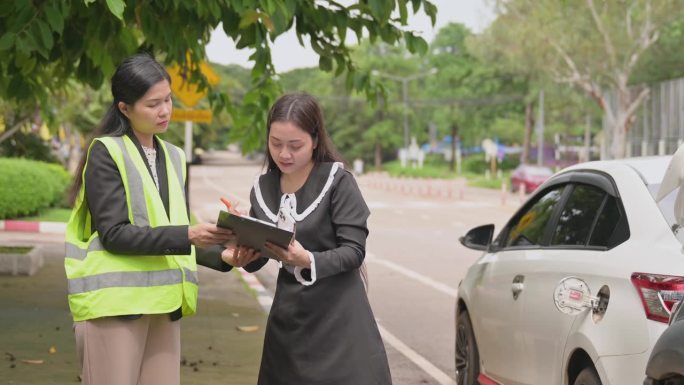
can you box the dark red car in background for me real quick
[510,164,553,193]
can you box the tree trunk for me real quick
[449,121,458,172]
[0,117,30,145]
[374,142,382,169]
[605,86,648,159]
[374,94,384,170]
[521,101,535,164]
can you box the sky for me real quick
[206,0,496,72]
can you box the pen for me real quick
[221,197,242,216]
[220,196,232,210]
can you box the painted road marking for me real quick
[366,252,458,298]
[378,324,457,385]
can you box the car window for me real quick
[551,184,605,246]
[589,196,623,247]
[504,187,565,247]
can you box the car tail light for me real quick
[631,273,684,323]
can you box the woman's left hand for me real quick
[221,245,261,267]
[265,239,311,268]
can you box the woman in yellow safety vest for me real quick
[65,52,259,385]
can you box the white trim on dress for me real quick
[253,162,343,223]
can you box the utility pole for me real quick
[537,90,545,166]
[372,68,438,152]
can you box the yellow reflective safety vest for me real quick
[64,135,198,321]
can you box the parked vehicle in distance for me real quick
[510,164,553,193]
[644,299,684,385]
[456,156,684,385]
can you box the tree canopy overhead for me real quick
[0,0,437,147]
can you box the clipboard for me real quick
[216,210,293,260]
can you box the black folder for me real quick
[216,210,293,260]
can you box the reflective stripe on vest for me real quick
[67,267,198,294]
[65,238,104,261]
[165,142,185,200]
[111,136,149,226]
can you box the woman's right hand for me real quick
[221,245,261,267]
[188,223,235,248]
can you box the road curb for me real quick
[0,220,66,234]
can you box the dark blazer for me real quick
[84,133,230,271]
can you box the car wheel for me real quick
[574,366,602,385]
[455,310,480,385]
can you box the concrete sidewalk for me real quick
[0,230,266,385]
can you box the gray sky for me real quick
[206,0,495,72]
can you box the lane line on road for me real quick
[366,252,458,298]
[377,323,457,385]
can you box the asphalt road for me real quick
[189,151,520,385]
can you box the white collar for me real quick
[254,162,343,222]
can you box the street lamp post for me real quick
[372,68,437,150]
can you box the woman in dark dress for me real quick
[244,92,391,385]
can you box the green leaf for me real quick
[45,4,64,35]
[236,25,256,49]
[21,32,38,54]
[105,0,125,21]
[398,1,408,24]
[37,20,54,51]
[423,1,437,26]
[0,33,16,51]
[367,0,390,23]
[263,0,276,14]
[239,10,260,29]
[222,9,241,37]
[319,55,332,72]
[413,36,428,55]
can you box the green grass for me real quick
[384,160,460,179]
[0,246,33,254]
[19,208,72,222]
[383,160,513,190]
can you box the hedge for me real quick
[462,153,520,174]
[0,158,71,219]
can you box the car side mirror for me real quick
[459,224,495,251]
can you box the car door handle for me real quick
[512,275,525,300]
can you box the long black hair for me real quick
[69,52,171,204]
[264,92,344,171]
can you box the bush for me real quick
[462,154,520,174]
[384,160,458,179]
[0,158,71,219]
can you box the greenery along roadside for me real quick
[383,154,519,184]
[0,158,70,219]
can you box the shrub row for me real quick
[462,153,520,174]
[0,158,71,219]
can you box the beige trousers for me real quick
[74,314,180,385]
